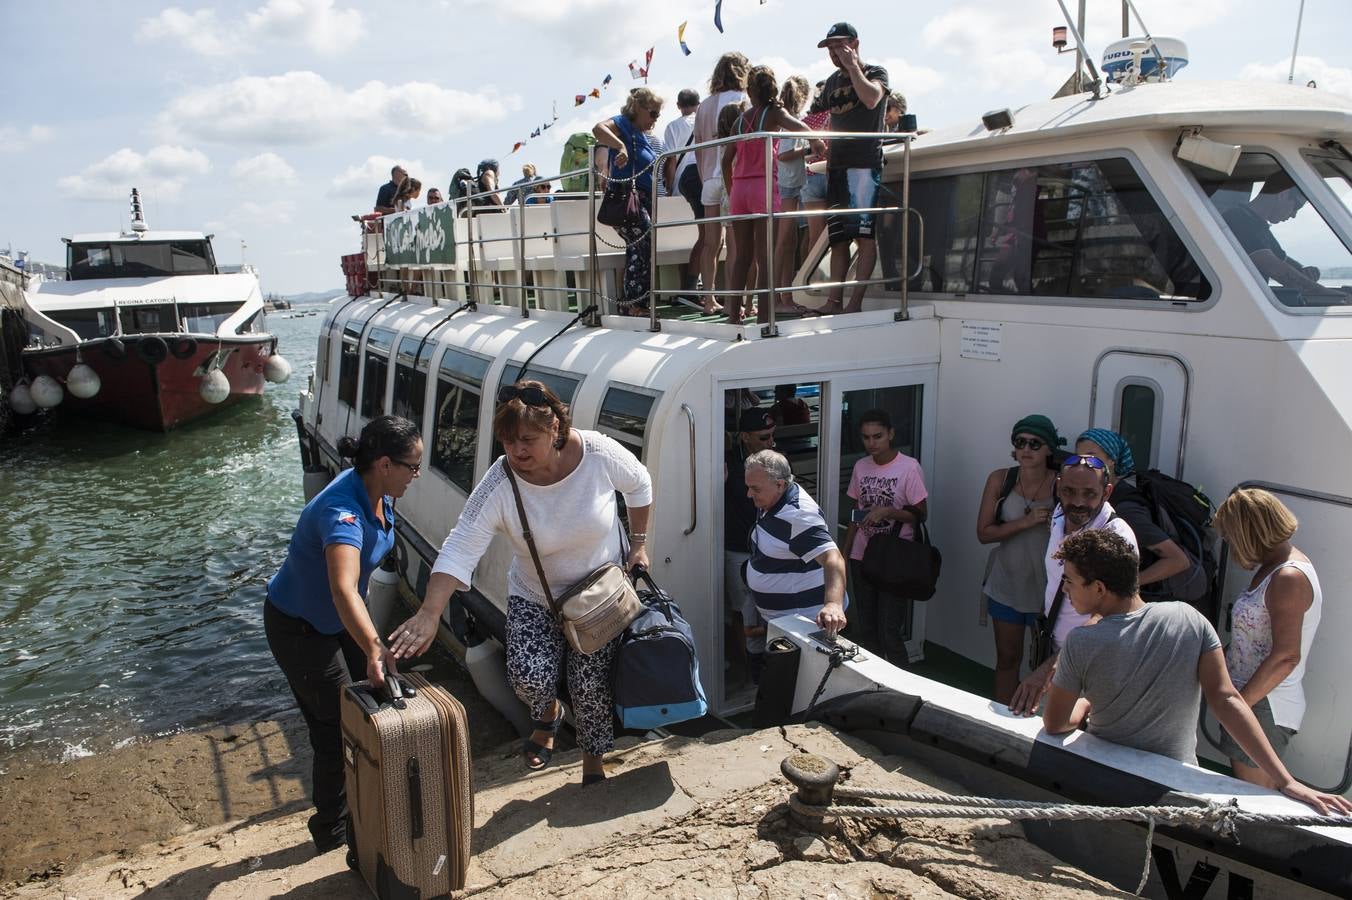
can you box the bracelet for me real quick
[629,532,648,544]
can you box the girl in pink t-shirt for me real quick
[842,409,928,664]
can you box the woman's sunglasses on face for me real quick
[1012,437,1044,451]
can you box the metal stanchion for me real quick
[465,202,479,307]
[649,159,660,333]
[897,135,911,322]
[517,183,529,316]
[586,158,601,326]
[762,133,778,338]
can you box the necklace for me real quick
[1017,468,1051,515]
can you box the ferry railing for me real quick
[645,127,922,336]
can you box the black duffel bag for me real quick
[860,511,942,600]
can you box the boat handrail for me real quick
[360,128,920,334]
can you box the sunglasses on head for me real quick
[1012,437,1044,450]
[1060,454,1107,471]
[497,384,550,407]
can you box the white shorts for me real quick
[701,175,726,208]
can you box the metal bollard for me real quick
[781,753,841,830]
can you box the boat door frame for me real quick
[1088,348,1193,478]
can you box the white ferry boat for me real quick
[294,31,1352,897]
[17,190,291,431]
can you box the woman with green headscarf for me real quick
[976,414,1064,705]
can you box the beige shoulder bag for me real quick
[503,461,642,655]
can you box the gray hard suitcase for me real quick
[341,671,473,898]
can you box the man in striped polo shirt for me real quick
[744,450,848,636]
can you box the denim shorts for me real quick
[826,167,881,245]
[779,182,803,202]
[801,171,828,204]
[986,595,1040,627]
[1217,697,1296,768]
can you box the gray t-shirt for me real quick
[1053,601,1221,763]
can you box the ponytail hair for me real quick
[746,65,781,109]
[337,415,421,473]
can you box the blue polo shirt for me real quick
[268,467,396,635]
[609,114,655,195]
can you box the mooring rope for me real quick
[788,788,1352,896]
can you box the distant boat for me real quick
[17,189,292,431]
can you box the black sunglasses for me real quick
[1012,437,1044,450]
[497,385,550,407]
[390,458,422,476]
[1060,454,1107,471]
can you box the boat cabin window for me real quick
[1302,147,1352,218]
[499,364,580,406]
[1116,381,1158,471]
[66,240,215,280]
[903,157,1211,302]
[431,347,491,493]
[391,334,439,431]
[597,385,659,460]
[338,313,373,408]
[46,307,116,340]
[179,302,237,334]
[1184,151,1352,308]
[360,327,399,418]
[118,304,175,334]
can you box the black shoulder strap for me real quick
[1045,583,1067,631]
[501,461,561,617]
[993,466,1019,525]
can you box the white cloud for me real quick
[57,145,211,201]
[330,156,444,201]
[1239,56,1352,100]
[159,71,520,144]
[235,199,297,226]
[245,0,363,54]
[0,124,53,153]
[231,152,298,185]
[137,8,241,57]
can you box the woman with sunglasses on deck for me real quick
[402,380,652,786]
[264,415,423,854]
[976,415,1065,704]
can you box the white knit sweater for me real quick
[431,431,653,608]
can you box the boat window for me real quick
[1301,147,1352,217]
[66,240,214,280]
[431,347,490,492]
[179,302,237,334]
[597,386,658,460]
[903,157,1211,302]
[498,364,580,406]
[359,327,399,418]
[45,308,116,340]
[1117,381,1158,472]
[117,304,175,334]
[391,334,440,431]
[1184,150,1352,308]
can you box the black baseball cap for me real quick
[817,22,858,47]
[738,409,776,433]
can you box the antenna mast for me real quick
[1287,0,1307,84]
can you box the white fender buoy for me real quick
[366,565,401,639]
[302,466,333,503]
[66,363,102,399]
[199,368,230,404]
[264,354,292,384]
[30,374,64,409]
[9,381,36,415]
[465,636,533,737]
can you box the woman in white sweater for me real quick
[390,380,652,785]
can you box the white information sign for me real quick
[960,321,1002,361]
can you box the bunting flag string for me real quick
[502,0,772,156]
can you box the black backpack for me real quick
[1133,469,1220,616]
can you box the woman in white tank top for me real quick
[1213,489,1323,788]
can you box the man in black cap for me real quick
[1220,172,1339,295]
[725,404,777,682]
[809,22,889,315]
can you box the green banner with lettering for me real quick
[383,205,457,266]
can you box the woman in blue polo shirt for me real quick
[264,414,422,853]
[593,87,663,315]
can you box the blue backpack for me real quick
[612,569,708,730]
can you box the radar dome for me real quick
[1102,36,1188,83]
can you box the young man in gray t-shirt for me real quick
[1043,530,1349,815]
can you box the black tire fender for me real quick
[137,336,169,365]
[102,337,128,361]
[169,337,198,360]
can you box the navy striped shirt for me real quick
[747,483,836,612]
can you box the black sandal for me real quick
[523,703,564,771]
[581,771,607,786]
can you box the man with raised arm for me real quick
[1042,529,1351,816]
[809,22,889,315]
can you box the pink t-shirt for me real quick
[846,452,928,560]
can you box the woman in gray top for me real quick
[976,414,1064,704]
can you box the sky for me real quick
[2,0,1350,294]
